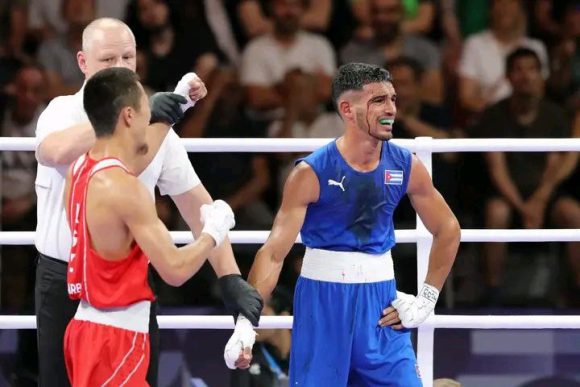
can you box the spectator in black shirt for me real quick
[127,0,220,91]
[474,48,580,301]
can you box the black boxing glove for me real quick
[149,92,187,125]
[218,274,264,327]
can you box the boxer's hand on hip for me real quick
[218,274,264,326]
[200,200,235,246]
[391,283,439,328]
[224,315,256,369]
[149,92,186,125]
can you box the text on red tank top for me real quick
[67,155,154,308]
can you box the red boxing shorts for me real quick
[64,300,151,386]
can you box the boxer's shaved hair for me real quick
[82,18,136,52]
[84,67,142,137]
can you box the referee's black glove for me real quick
[218,274,264,327]
[149,92,187,125]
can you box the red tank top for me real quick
[66,154,154,308]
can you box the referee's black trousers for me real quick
[35,252,159,386]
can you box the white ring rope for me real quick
[1,229,578,245]
[6,136,576,387]
[1,315,580,330]
[2,137,580,152]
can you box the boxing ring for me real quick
[1,136,580,387]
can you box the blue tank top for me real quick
[299,140,412,254]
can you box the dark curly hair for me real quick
[331,62,393,112]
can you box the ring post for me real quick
[414,136,435,387]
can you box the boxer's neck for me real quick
[90,136,139,172]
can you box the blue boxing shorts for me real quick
[289,248,422,387]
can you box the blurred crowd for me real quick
[0,0,579,319]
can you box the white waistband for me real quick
[74,300,151,333]
[300,248,395,283]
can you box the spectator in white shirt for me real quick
[458,0,549,115]
[36,0,93,99]
[240,0,335,128]
[340,0,444,105]
[27,0,130,40]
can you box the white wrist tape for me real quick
[173,73,198,112]
[224,315,257,369]
[392,283,439,328]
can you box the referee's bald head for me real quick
[77,18,137,78]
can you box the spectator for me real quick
[1,64,46,310]
[199,0,242,66]
[266,71,343,198]
[237,0,333,41]
[27,0,130,40]
[341,0,444,104]
[1,62,46,387]
[182,69,273,231]
[0,0,27,96]
[37,0,93,99]
[348,0,436,38]
[127,0,220,91]
[557,110,580,303]
[548,1,580,110]
[454,0,489,38]
[458,0,549,115]
[230,287,292,387]
[240,0,335,133]
[473,48,579,302]
[235,0,360,50]
[168,69,273,305]
[388,57,454,139]
[528,0,575,46]
[387,57,459,212]
[0,0,27,61]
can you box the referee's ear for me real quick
[77,51,89,78]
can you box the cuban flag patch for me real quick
[384,170,403,185]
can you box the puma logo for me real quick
[328,176,346,192]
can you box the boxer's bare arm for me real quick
[407,156,461,290]
[112,173,216,287]
[172,186,241,277]
[248,162,318,301]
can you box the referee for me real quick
[34,18,262,386]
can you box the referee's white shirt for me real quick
[35,87,201,262]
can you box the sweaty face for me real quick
[80,27,137,78]
[355,82,397,141]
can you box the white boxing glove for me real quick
[173,73,199,112]
[224,315,257,369]
[391,283,439,328]
[200,200,235,246]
